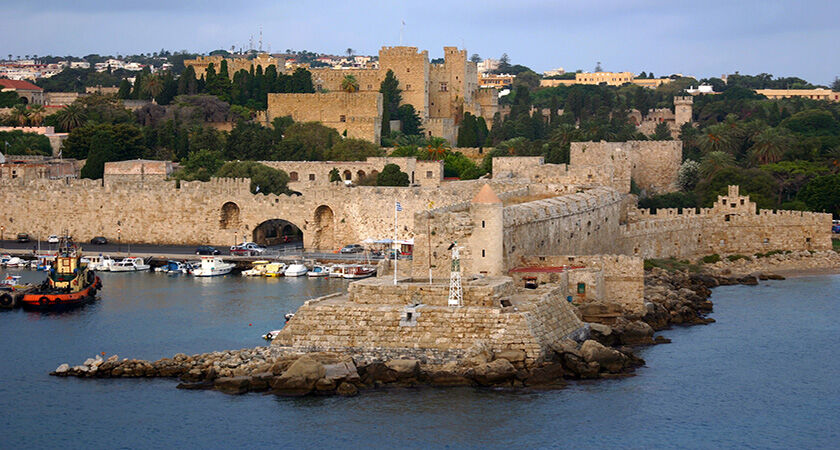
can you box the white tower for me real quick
[448,242,462,307]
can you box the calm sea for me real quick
[1,269,838,449]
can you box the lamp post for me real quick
[117,228,121,252]
[1,225,4,242]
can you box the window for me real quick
[367,84,372,90]
[339,115,346,122]
[439,82,448,92]
[406,68,410,73]
[763,238,770,244]
[406,84,411,90]
[308,173,315,181]
[289,171,298,181]
[577,283,586,294]
[426,171,433,178]
[481,220,485,228]
[482,249,485,257]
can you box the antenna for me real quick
[249,35,254,51]
[259,26,263,52]
[400,19,405,45]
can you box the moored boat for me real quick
[342,265,376,279]
[284,262,308,277]
[263,262,286,277]
[306,265,329,277]
[111,257,150,272]
[191,256,234,277]
[329,264,347,278]
[155,260,191,274]
[242,260,270,277]
[21,242,101,309]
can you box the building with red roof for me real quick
[0,78,45,104]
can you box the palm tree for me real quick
[28,105,46,126]
[142,75,164,100]
[340,75,359,93]
[698,123,736,155]
[425,137,450,160]
[699,151,736,179]
[749,128,792,165]
[10,104,29,126]
[346,48,354,57]
[55,104,87,131]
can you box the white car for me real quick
[47,235,59,244]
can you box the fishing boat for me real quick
[155,260,191,274]
[343,265,376,279]
[191,255,234,277]
[329,264,347,278]
[21,242,101,309]
[111,257,150,272]
[284,262,308,277]
[3,256,27,267]
[242,260,270,277]
[306,265,330,277]
[263,262,287,277]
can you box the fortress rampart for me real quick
[260,157,443,188]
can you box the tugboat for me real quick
[21,239,101,309]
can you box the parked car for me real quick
[230,242,266,256]
[16,233,30,243]
[832,224,840,234]
[340,244,364,254]
[47,235,59,244]
[195,245,221,255]
[90,236,108,245]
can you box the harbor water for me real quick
[1,269,838,448]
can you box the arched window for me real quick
[289,171,298,181]
[343,170,352,180]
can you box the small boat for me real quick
[284,262,308,277]
[4,256,27,267]
[155,260,191,274]
[264,262,287,277]
[191,255,234,277]
[307,265,329,277]
[262,330,282,341]
[111,257,150,272]
[21,243,101,309]
[2,275,24,288]
[242,260,270,277]
[284,313,295,322]
[93,255,117,272]
[32,254,56,271]
[329,264,347,278]
[343,265,376,279]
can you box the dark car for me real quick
[196,245,221,255]
[833,224,840,234]
[340,244,364,254]
[90,236,108,245]
[17,233,30,243]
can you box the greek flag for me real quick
[395,201,402,212]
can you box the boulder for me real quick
[525,363,566,387]
[562,353,600,379]
[493,350,526,364]
[214,376,250,395]
[249,372,274,391]
[54,363,70,374]
[737,275,758,286]
[618,321,655,345]
[271,355,326,396]
[323,361,360,384]
[579,340,626,373]
[360,362,397,384]
[315,378,337,391]
[472,359,516,386]
[588,323,617,346]
[385,359,420,379]
[424,364,472,387]
[336,381,359,397]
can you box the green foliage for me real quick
[61,122,146,160]
[798,173,840,217]
[695,167,778,209]
[700,254,722,264]
[172,148,225,181]
[638,191,697,212]
[0,130,52,155]
[215,161,291,195]
[326,138,383,161]
[379,70,402,138]
[376,163,410,186]
[0,91,23,108]
[35,68,123,93]
[329,168,341,182]
[390,145,419,158]
[643,258,701,273]
[727,254,751,262]
[651,121,672,140]
[274,122,341,161]
[224,121,274,160]
[75,94,133,124]
[444,152,484,180]
[396,104,423,136]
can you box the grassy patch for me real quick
[700,254,721,264]
[644,258,702,273]
[833,238,840,251]
[726,254,751,262]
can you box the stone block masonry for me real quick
[266,92,383,143]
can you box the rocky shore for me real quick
[703,250,840,277]
[51,264,788,397]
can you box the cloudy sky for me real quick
[4,0,839,84]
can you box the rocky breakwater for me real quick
[51,339,646,397]
[705,250,840,278]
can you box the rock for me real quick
[360,362,397,384]
[588,323,617,346]
[580,340,626,373]
[561,353,600,379]
[525,363,566,387]
[619,321,655,346]
[323,361,360,384]
[176,381,213,390]
[472,359,516,386]
[271,355,326,396]
[214,376,251,395]
[385,359,420,379]
[270,358,295,375]
[493,349,526,364]
[737,275,758,285]
[315,378,337,391]
[425,367,472,387]
[55,363,70,374]
[249,372,274,391]
[336,381,358,397]
[654,335,672,344]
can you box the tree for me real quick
[274,122,341,161]
[0,91,23,108]
[376,163,410,186]
[0,130,52,155]
[341,74,360,93]
[833,77,840,92]
[178,66,199,95]
[425,136,450,160]
[798,174,840,217]
[677,160,700,191]
[699,151,736,178]
[651,121,672,140]
[748,127,793,165]
[470,54,481,64]
[117,79,132,99]
[698,123,737,155]
[10,104,29,126]
[594,61,603,72]
[396,104,423,136]
[27,105,46,126]
[142,75,164,99]
[497,53,511,73]
[326,138,383,161]
[215,161,292,195]
[329,168,341,182]
[225,121,274,160]
[346,48,354,57]
[173,148,225,181]
[379,70,402,138]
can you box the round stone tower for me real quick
[469,184,504,276]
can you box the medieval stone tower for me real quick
[469,184,504,276]
[378,46,430,121]
[674,96,693,128]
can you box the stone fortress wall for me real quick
[569,141,682,194]
[265,92,383,143]
[184,53,285,80]
[260,157,443,188]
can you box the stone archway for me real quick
[312,205,335,250]
[343,170,352,181]
[220,202,240,229]
[252,219,302,246]
[357,170,366,180]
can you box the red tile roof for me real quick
[0,79,43,91]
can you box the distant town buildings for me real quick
[540,71,673,89]
[0,78,44,104]
[479,73,515,89]
[756,88,840,102]
[542,68,565,77]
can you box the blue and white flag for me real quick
[395,201,402,212]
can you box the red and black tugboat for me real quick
[22,239,101,309]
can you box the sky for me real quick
[3,0,839,85]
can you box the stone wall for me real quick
[103,160,172,186]
[570,141,682,194]
[266,92,382,143]
[260,157,443,188]
[185,54,285,80]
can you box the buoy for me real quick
[249,323,252,326]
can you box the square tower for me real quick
[674,96,693,127]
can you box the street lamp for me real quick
[117,228,121,252]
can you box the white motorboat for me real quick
[284,262,308,277]
[306,265,329,277]
[4,256,26,267]
[262,330,282,341]
[155,260,191,274]
[111,257,150,272]
[192,256,234,277]
[264,262,287,277]
[91,255,117,272]
[242,260,270,277]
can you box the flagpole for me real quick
[393,200,398,285]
